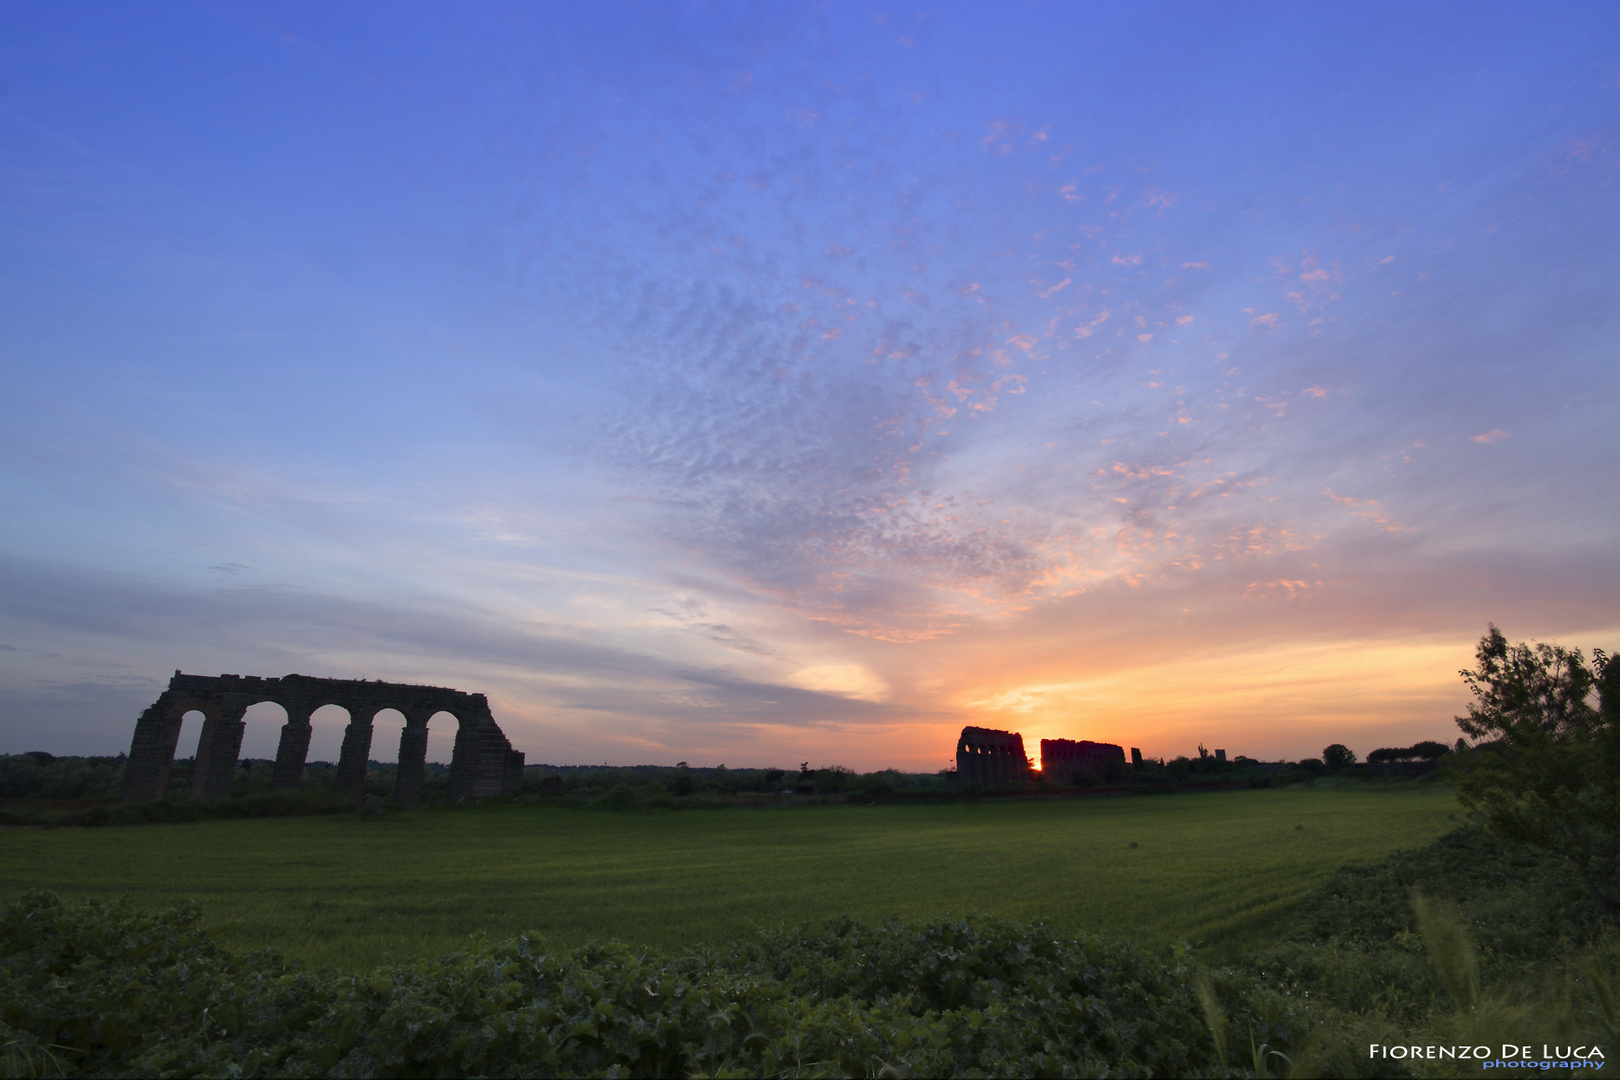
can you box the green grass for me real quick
[0,781,1458,970]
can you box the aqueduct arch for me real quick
[955,725,1030,788]
[120,671,524,806]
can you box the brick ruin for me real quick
[955,726,1030,787]
[121,671,524,806]
[1039,738,1126,785]
[955,726,1134,789]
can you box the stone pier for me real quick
[955,726,1031,788]
[120,671,524,806]
[1039,737,1127,785]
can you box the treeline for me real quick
[0,756,958,825]
[1366,740,1451,764]
[521,762,951,803]
[1019,741,1453,792]
[1,747,1448,822]
[0,753,125,801]
[3,823,1614,1078]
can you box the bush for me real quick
[1450,624,1619,919]
[0,891,1297,1079]
[1322,744,1356,770]
[0,754,125,800]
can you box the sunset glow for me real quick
[1,4,1616,769]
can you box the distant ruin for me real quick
[1039,738,1126,785]
[121,671,524,806]
[954,726,1134,789]
[955,726,1030,787]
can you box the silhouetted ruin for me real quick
[1039,737,1127,785]
[955,726,1030,787]
[121,671,524,806]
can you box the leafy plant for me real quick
[1451,624,1619,918]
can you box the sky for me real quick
[2,2,1617,772]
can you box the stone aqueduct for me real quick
[121,671,524,805]
[955,725,1031,788]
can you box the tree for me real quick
[1451,624,1618,918]
[669,761,695,797]
[1409,740,1450,761]
[1322,743,1356,770]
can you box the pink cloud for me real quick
[1470,429,1510,444]
[1325,488,1407,532]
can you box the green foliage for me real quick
[1284,825,1603,963]
[1367,742,1450,765]
[1450,624,1619,917]
[1272,838,1620,1078]
[514,763,952,804]
[1321,744,1356,770]
[0,891,1275,1078]
[0,754,124,800]
[1242,822,1612,1045]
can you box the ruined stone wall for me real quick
[1039,738,1127,785]
[955,726,1030,788]
[121,671,524,806]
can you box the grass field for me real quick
[0,781,1459,970]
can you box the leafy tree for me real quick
[1451,624,1618,919]
[1367,741,1450,764]
[1322,744,1356,770]
[670,762,694,797]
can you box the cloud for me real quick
[1324,489,1407,533]
[1470,429,1510,444]
[784,664,889,701]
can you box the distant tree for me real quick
[1368,741,1450,765]
[1409,740,1451,761]
[1322,744,1357,770]
[1451,624,1618,919]
[670,762,695,797]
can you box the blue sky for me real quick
[2,2,1616,769]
